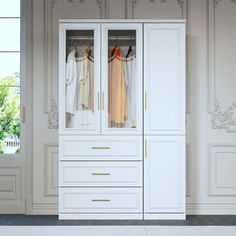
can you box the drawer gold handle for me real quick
[92,146,111,150]
[102,92,104,110]
[91,173,111,176]
[91,199,111,202]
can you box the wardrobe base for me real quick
[144,213,186,220]
[59,213,143,220]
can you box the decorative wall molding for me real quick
[44,0,106,129]
[44,144,58,196]
[211,99,236,131]
[209,144,236,196]
[214,0,236,8]
[0,168,21,201]
[132,0,184,9]
[208,0,236,132]
[48,98,59,129]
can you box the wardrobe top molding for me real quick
[59,19,186,24]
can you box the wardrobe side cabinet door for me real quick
[59,23,101,135]
[144,136,185,214]
[101,23,143,135]
[144,23,185,135]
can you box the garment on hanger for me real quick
[124,52,136,128]
[65,49,77,114]
[77,52,94,112]
[108,46,127,126]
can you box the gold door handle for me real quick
[91,146,111,150]
[98,92,100,110]
[91,199,111,202]
[102,92,104,110]
[145,139,147,158]
[91,173,111,176]
[145,92,147,111]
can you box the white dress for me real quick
[124,54,136,128]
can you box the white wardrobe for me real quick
[59,20,186,220]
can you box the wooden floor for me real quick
[0,215,236,225]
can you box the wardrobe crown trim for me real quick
[59,19,186,24]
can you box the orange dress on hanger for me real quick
[108,47,127,126]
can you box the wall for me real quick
[31,0,236,214]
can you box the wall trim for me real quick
[208,0,236,131]
[186,144,191,197]
[187,203,236,215]
[44,144,58,197]
[208,144,236,196]
[32,203,58,215]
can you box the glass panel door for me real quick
[101,24,142,134]
[59,24,100,134]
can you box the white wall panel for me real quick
[44,144,58,196]
[209,145,236,196]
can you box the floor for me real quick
[0,215,236,225]
[1,226,236,236]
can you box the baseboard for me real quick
[187,203,236,215]
[59,213,143,220]
[32,203,236,215]
[32,203,58,215]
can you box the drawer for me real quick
[60,136,142,160]
[59,188,142,213]
[60,162,142,187]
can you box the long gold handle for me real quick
[91,199,111,202]
[145,92,147,111]
[145,139,147,158]
[91,146,111,150]
[102,92,104,110]
[91,173,111,176]
[98,92,100,110]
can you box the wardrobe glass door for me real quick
[59,24,100,134]
[101,24,142,134]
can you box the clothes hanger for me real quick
[126,36,133,58]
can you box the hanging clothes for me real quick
[124,53,136,128]
[66,48,94,128]
[108,47,127,126]
[65,49,77,114]
[77,54,94,112]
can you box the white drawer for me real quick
[60,162,142,187]
[60,136,142,160]
[59,188,142,213]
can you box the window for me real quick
[0,0,21,154]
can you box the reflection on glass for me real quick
[108,30,136,128]
[65,30,95,129]
[0,19,20,51]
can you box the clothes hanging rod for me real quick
[67,36,135,40]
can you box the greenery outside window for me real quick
[0,0,20,154]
